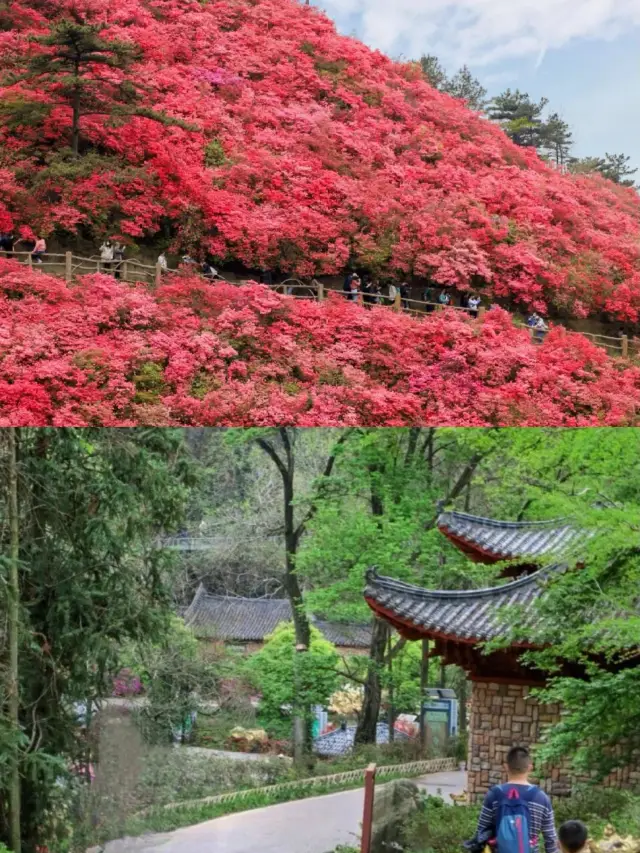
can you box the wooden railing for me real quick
[5,251,634,359]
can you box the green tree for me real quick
[445,65,488,112]
[123,616,220,745]
[246,623,340,736]
[0,428,194,853]
[298,428,504,745]
[539,112,573,168]
[568,153,638,187]
[419,54,448,90]
[2,18,194,157]
[487,89,549,148]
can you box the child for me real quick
[558,821,588,853]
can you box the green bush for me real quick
[406,790,640,853]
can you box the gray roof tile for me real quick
[363,568,558,643]
[438,511,589,561]
[183,585,371,648]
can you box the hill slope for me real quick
[1,260,640,426]
[2,0,640,320]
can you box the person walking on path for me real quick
[475,746,558,853]
[113,241,125,280]
[32,235,46,264]
[99,240,114,274]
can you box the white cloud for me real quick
[319,0,640,67]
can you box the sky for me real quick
[317,0,640,171]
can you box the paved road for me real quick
[104,770,466,853]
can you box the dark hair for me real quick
[506,746,531,773]
[559,821,588,853]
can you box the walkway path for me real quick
[103,770,466,853]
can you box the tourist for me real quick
[526,312,539,328]
[99,240,114,274]
[371,281,383,304]
[343,270,355,298]
[534,315,548,344]
[32,235,46,264]
[113,241,125,280]
[422,285,434,312]
[558,822,588,853]
[400,281,410,310]
[202,261,217,281]
[439,289,451,307]
[349,276,360,302]
[388,282,398,306]
[0,231,14,257]
[157,252,168,271]
[468,294,481,318]
[362,277,375,305]
[475,745,558,853]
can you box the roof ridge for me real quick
[438,510,573,530]
[365,565,561,600]
[200,593,290,604]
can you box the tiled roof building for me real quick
[364,511,639,801]
[184,584,371,651]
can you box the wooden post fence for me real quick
[622,335,629,358]
[360,763,377,853]
[65,251,73,282]
[155,262,162,287]
[317,280,324,301]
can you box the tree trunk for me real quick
[419,638,429,755]
[354,616,388,745]
[7,428,21,853]
[72,64,81,157]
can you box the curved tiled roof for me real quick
[183,585,371,648]
[438,511,587,561]
[364,567,559,644]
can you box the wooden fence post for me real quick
[122,261,129,283]
[360,763,377,853]
[27,252,33,269]
[317,280,324,301]
[622,335,629,358]
[65,251,73,282]
[393,292,401,312]
[477,307,486,321]
[155,262,162,287]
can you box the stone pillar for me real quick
[467,680,640,803]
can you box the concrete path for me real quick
[104,770,466,853]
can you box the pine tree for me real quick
[539,112,573,169]
[3,16,194,157]
[419,54,448,90]
[445,65,488,112]
[568,153,638,188]
[488,89,549,148]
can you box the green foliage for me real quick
[419,55,487,111]
[204,139,227,167]
[0,428,195,852]
[123,617,221,745]
[246,623,340,726]
[406,790,640,853]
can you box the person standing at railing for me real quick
[468,294,481,319]
[400,281,410,310]
[348,276,360,301]
[99,240,114,274]
[32,235,46,264]
[387,281,397,306]
[438,289,451,307]
[158,252,168,271]
[0,231,14,258]
[422,286,435,313]
[113,242,125,280]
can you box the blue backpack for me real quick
[495,784,538,853]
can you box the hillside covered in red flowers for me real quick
[2,0,640,322]
[1,261,639,426]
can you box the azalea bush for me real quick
[1,262,640,426]
[1,0,640,319]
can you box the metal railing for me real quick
[133,756,457,817]
[4,251,634,359]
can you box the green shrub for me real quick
[204,139,226,167]
[406,790,640,853]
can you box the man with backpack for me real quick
[475,746,558,853]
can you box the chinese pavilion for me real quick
[364,511,639,800]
